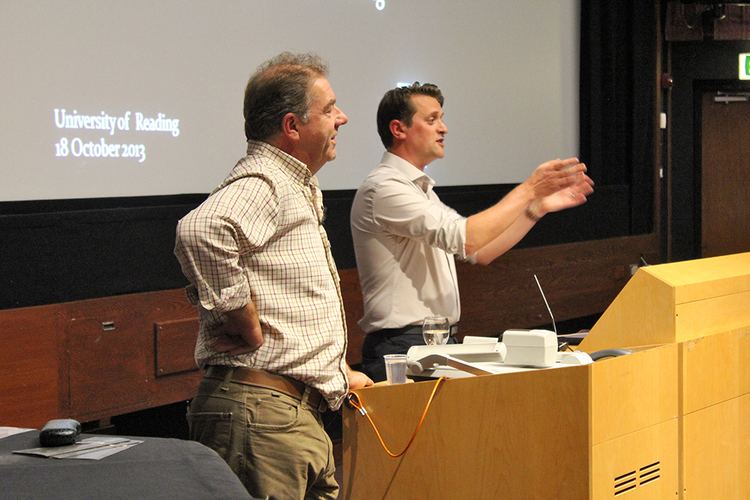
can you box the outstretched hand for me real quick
[526,157,587,200]
[537,170,595,215]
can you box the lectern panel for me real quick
[680,328,750,414]
[591,419,678,499]
[682,394,750,499]
[343,367,590,499]
[675,292,750,343]
[579,271,676,352]
[649,252,750,301]
[590,344,677,445]
[580,252,750,352]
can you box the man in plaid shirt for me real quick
[175,52,372,499]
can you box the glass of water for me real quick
[422,316,450,345]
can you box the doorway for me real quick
[699,89,750,257]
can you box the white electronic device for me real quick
[406,340,505,376]
[502,329,558,367]
[557,351,594,365]
[405,331,592,379]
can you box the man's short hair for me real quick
[244,52,328,141]
[376,82,444,149]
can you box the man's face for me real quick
[296,77,348,173]
[401,94,447,168]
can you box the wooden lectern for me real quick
[342,252,750,499]
[580,252,750,499]
[343,346,677,499]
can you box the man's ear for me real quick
[389,119,407,141]
[281,112,301,140]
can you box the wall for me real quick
[0,1,664,427]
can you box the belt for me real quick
[370,324,459,336]
[204,365,323,410]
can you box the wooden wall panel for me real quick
[65,311,151,419]
[456,234,659,338]
[63,290,202,422]
[0,289,201,427]
[339,268,366,366]
[0,235,657,426]
[155,318,200,377]
[341,234,658,365]
[0,304,64,428]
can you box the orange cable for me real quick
[346,377,445,458]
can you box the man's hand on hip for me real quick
[212,301,264,355]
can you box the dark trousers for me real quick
[361,328,457,382]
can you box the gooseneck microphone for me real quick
[533,274,557,336]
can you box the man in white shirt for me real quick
[350,82,594,381]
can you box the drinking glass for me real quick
[383,354,408,384]
[422,316,450,345]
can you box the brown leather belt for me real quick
[204,365,323,409]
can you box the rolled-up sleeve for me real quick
[174,175,278,313]
[371,177,468,259]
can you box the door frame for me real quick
[693,79,750,257]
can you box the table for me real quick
[0,430,252,499]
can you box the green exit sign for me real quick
[741,53,750,80]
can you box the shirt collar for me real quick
[381,151,435,193]
[248,140,313,187]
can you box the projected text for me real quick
[53,108,181,164]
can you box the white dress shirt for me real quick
[350,151,468,333]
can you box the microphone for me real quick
[533,274,557,336]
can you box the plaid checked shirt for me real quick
[175,140,348,409]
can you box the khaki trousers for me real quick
[188,374,338,500]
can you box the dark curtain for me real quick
[579,0,657,234]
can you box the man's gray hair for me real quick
[243,52,329,141]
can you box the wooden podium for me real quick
[343,344,678,499]
[580,252,750,499]
[342,253,750,499]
